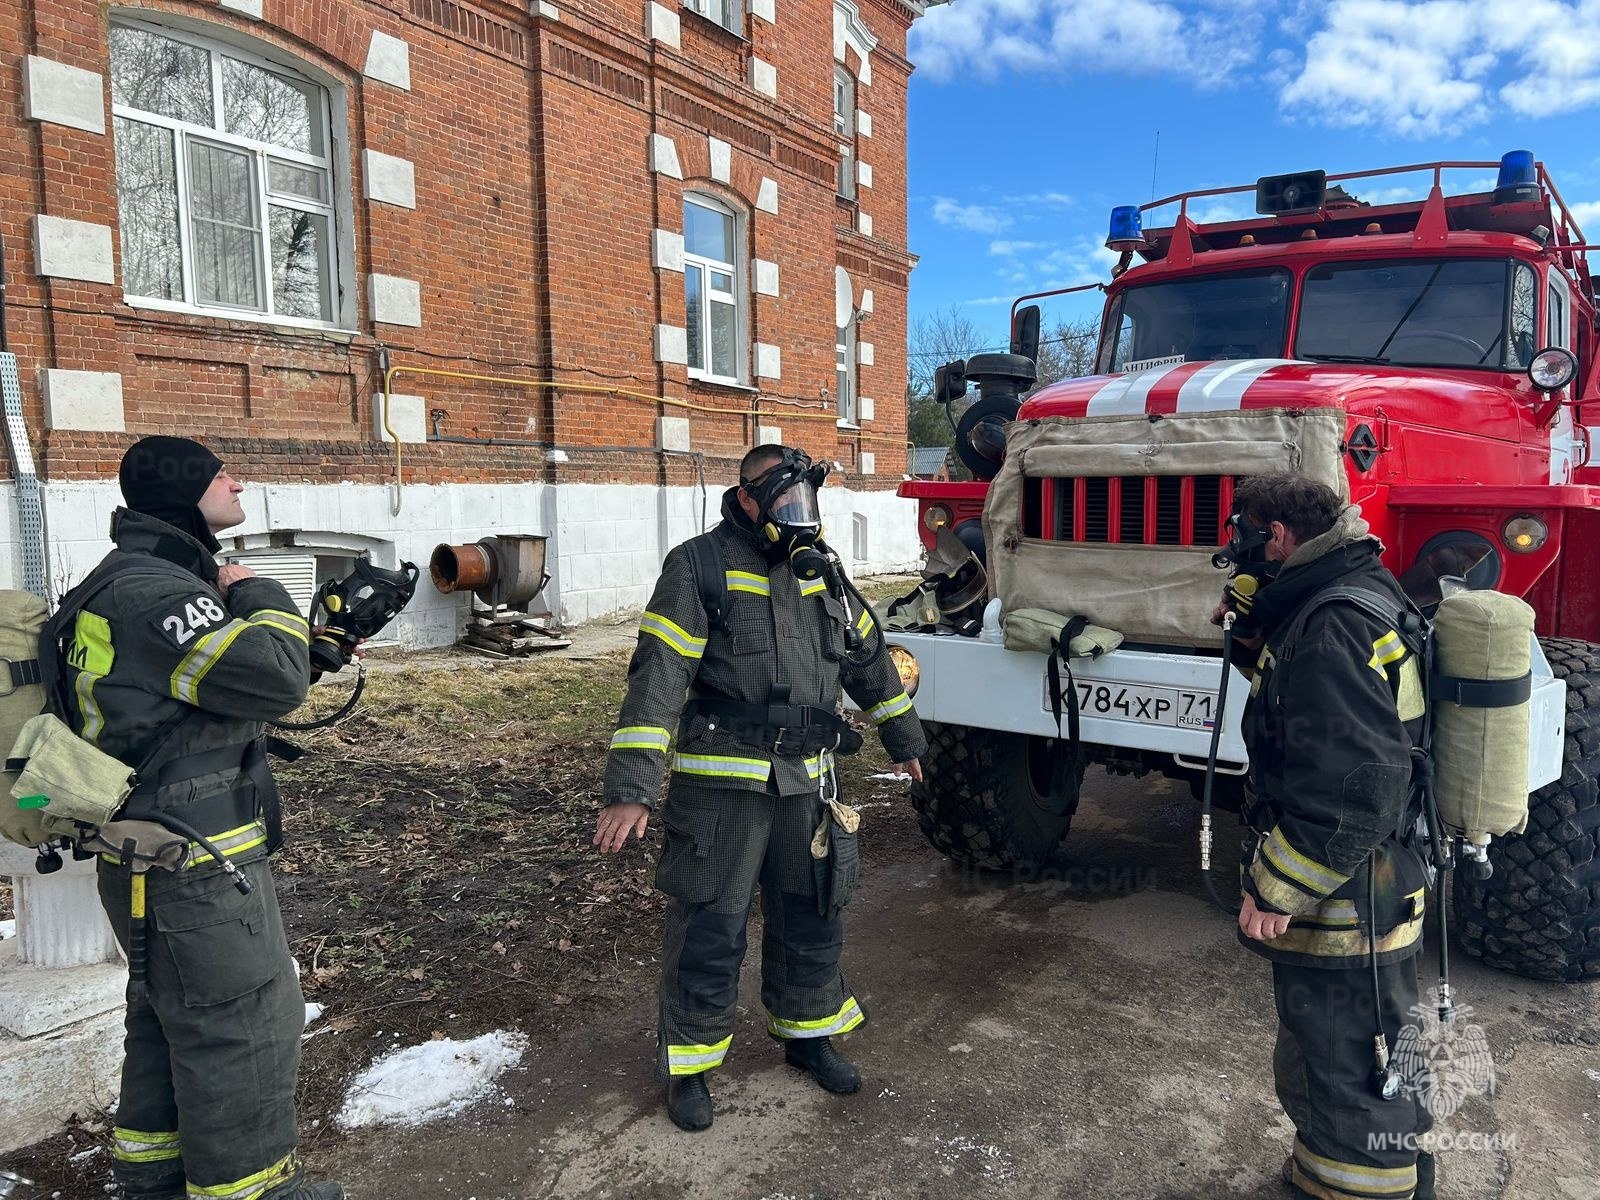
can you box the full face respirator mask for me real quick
[743,450,831,581]
[309,558,420,674]
[1212,510,1281,639]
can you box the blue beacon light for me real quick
[1106,205,1145,251]
[1494,150,1540,204]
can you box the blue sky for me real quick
[904,0,1600,347]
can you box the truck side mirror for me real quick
[934,359,968,405]
[1011,305,1041,364]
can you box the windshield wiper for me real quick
[1302,353,1392,364]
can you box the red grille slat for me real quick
[1072,478,1088,543]
[1106,478,1122,545]
[1031,475,1236,546]
[1040,478,1055,539]
[1144,477,1158,544]
[1179,476,1196,546]
[1218,475,1236,545]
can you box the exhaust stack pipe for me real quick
[430,534,550,608]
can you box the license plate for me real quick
[1042,678,1219,730]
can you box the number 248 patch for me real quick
[154,595,229,647]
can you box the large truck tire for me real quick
[1454,637,1600,982]
[910,721,1075,872]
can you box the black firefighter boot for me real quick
[783,1037,861,1094]
[259,1171,346,1200]
[666,1073,714,1132]
[113,1160,185,1199]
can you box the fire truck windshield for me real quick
[1296,258,1537,370]
[1100,269,1291,373]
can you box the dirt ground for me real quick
[5,609,1599,1200]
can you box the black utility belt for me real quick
[689,698,863,757]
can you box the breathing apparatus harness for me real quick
[271,558,419,732]
[1201,509,1458,1103]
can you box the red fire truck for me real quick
[891,153,1600,981]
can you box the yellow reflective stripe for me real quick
[799,578,828,597]
[666,1035,732,1076]
[672,752,771,782]
[767,995,865,1039]
[170,618,254,704]
[805,752,833,779]
[248,613,310,644]
[1293,1138,1416,1195]
[1261,826,1349,896]
[868,691,913,724]
[726,570,770,596]
[76,665,107,744]
[186,820,269,867]
[130,873,146,920]
[114,1122,181,1163]
[854,608,875,637]
[1367,630,1407,675]
[186,1152,298,1200]
[610,725,671,752]
[639,611,707,659]
[249,608,309,631]
[71,611,115,743]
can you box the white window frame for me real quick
[683,0,742,35]
[683,194,747,385]
[834,67,857,201]
[110,17,354,331]
[836,319,857,423]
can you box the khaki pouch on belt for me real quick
[9,712,137,838]
[811,798,862,916]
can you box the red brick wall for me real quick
[4,0,919,487]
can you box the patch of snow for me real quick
[338,1031,528,1129]
[932,1134,1014,1182]
[869,771,910,782]
[948,1043,973,1054]
[0,919,15,940]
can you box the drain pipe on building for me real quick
[0,233,48,598]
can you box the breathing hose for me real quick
[270,661,369,732]
[1200,612,1240,917]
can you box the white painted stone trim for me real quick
[362,149,416,208]
[708,137,731,184]
[33,215,114,284]
[856,211,873,237]
[857,110,872,139]
[649,133,683,179]
[751,0,776,22]
[860,451,876,475]
[857,161,872,189]
[653,229,685,272]
[373,392,427,443]
[755,343,782,379]
[646,2,681,48]
[40,370,124,432]
[858,340,875,366]
[364,32,411,91]
[835,0,877,78]
[655,324,688,365]
[369,274,422,327]
[537,2,560,17]
[656,415,690,451]
[757,424,782,444]
[22,56,105,135]
[756,177,779,215]
[754,259,779,297]
[219,0,263,17]
[859,287,874,314]
[859,395,875,421]
[750,57,777,99]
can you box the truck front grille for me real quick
[1023,475,1238,547]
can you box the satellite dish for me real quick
[835,266,854,328]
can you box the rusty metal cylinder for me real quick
[430,534,550,608]
[430,541,498,595]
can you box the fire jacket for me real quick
[59,508,311,860]
[1235,510,1429,969]
[604,492,927,803]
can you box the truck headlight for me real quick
[1502,514,1548,553]
[888,644,920,697]
[923,504,953,532]
[1529,347,1577,392]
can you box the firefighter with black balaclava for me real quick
[56,437,342,1200]
[595,444,926,1132]
[1214,473,1435,1200]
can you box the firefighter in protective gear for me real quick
[1219,474,1435,1200]
[57,437,342,1200]
[596,445,926,1133]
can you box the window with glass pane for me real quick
[836,324,856,422]
[110,21,337,324]
[834,69,856,200]
[683,0,740,33]
[683,197,744,382]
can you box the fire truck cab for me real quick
[891,153,1600,982]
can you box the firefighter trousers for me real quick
[98,857,306,1200]
[1274,959,1433,1200]
[655,778,864,1079]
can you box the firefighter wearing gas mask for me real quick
[53,438,343,1200]
[595,445,926,1133]
[1214,473,1434,1200]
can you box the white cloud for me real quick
[1569,200,1600,234]
[989,239,1048,256]
[932,197,1013,234]
[910,0,1265,86]
[1280,0,1600,136]
[1005,192,1076,208]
